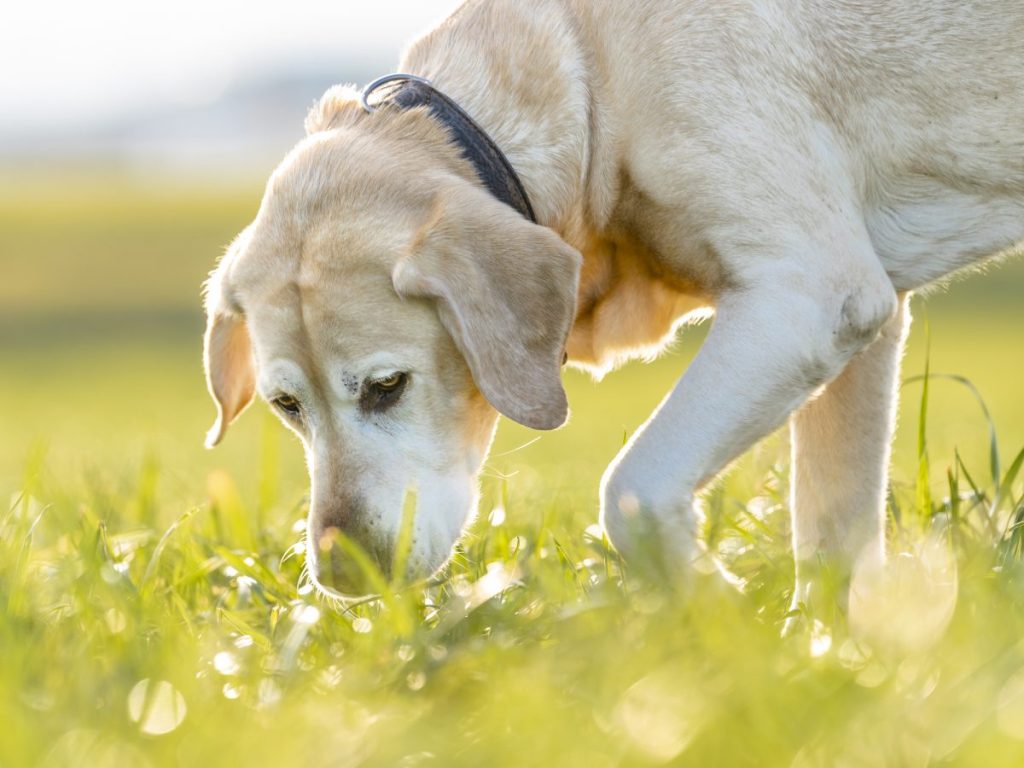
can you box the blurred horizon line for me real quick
[0,59,389,181]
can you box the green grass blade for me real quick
[140,507,198,599]
[995,444,1024,521]
[391,488,418,589]
[915,325,932,519]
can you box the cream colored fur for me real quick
[203,0,1024,603]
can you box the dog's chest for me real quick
[565,225,712,376]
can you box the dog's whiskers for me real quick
[490,436,541,457]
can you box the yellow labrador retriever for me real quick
[203,0,1024,602]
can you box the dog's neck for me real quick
[400,0,613,247]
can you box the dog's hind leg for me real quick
[787,293,911,626]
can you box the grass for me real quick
[6,397,1024,767]
[3,174,1024,766]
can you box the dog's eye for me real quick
[361,372,408,413]
[373,373,404,391]
[272,395,302,418]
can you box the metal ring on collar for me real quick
[359,73,433,113]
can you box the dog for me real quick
[203,0,1024,607]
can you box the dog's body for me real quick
[204,0,1024,603]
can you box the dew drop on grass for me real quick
[855,661,889,689]
[352,617,372,634]
[837,639,870,671]
[99,564,120,585]
[233,635,254,649]
[222,683,241,701]
[616,666,707,762]
[293,604,320,625]
[810,620,832,658]
[469,562,516,607]
[127,680,186,736]
[406,671,426,691]
[318,666,343,689]
[451,577,472,598]
[488,506,506,527]
[213,652,240,676]
[745,495,775,520]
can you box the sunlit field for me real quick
[3,175,1024,766]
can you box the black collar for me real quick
[360,74,537,223]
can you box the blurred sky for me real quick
[1,0,463,132]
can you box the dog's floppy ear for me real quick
[393,184,581,430]
[202,249,255,448]
[203,309,255,448]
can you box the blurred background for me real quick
[2,0,1022,518]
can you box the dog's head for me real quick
[202,89,581,594]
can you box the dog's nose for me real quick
[309,519,392,597]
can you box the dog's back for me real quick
[573,0,1024,286]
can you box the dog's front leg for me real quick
[787,293,911,621]
[600,262,898,582]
